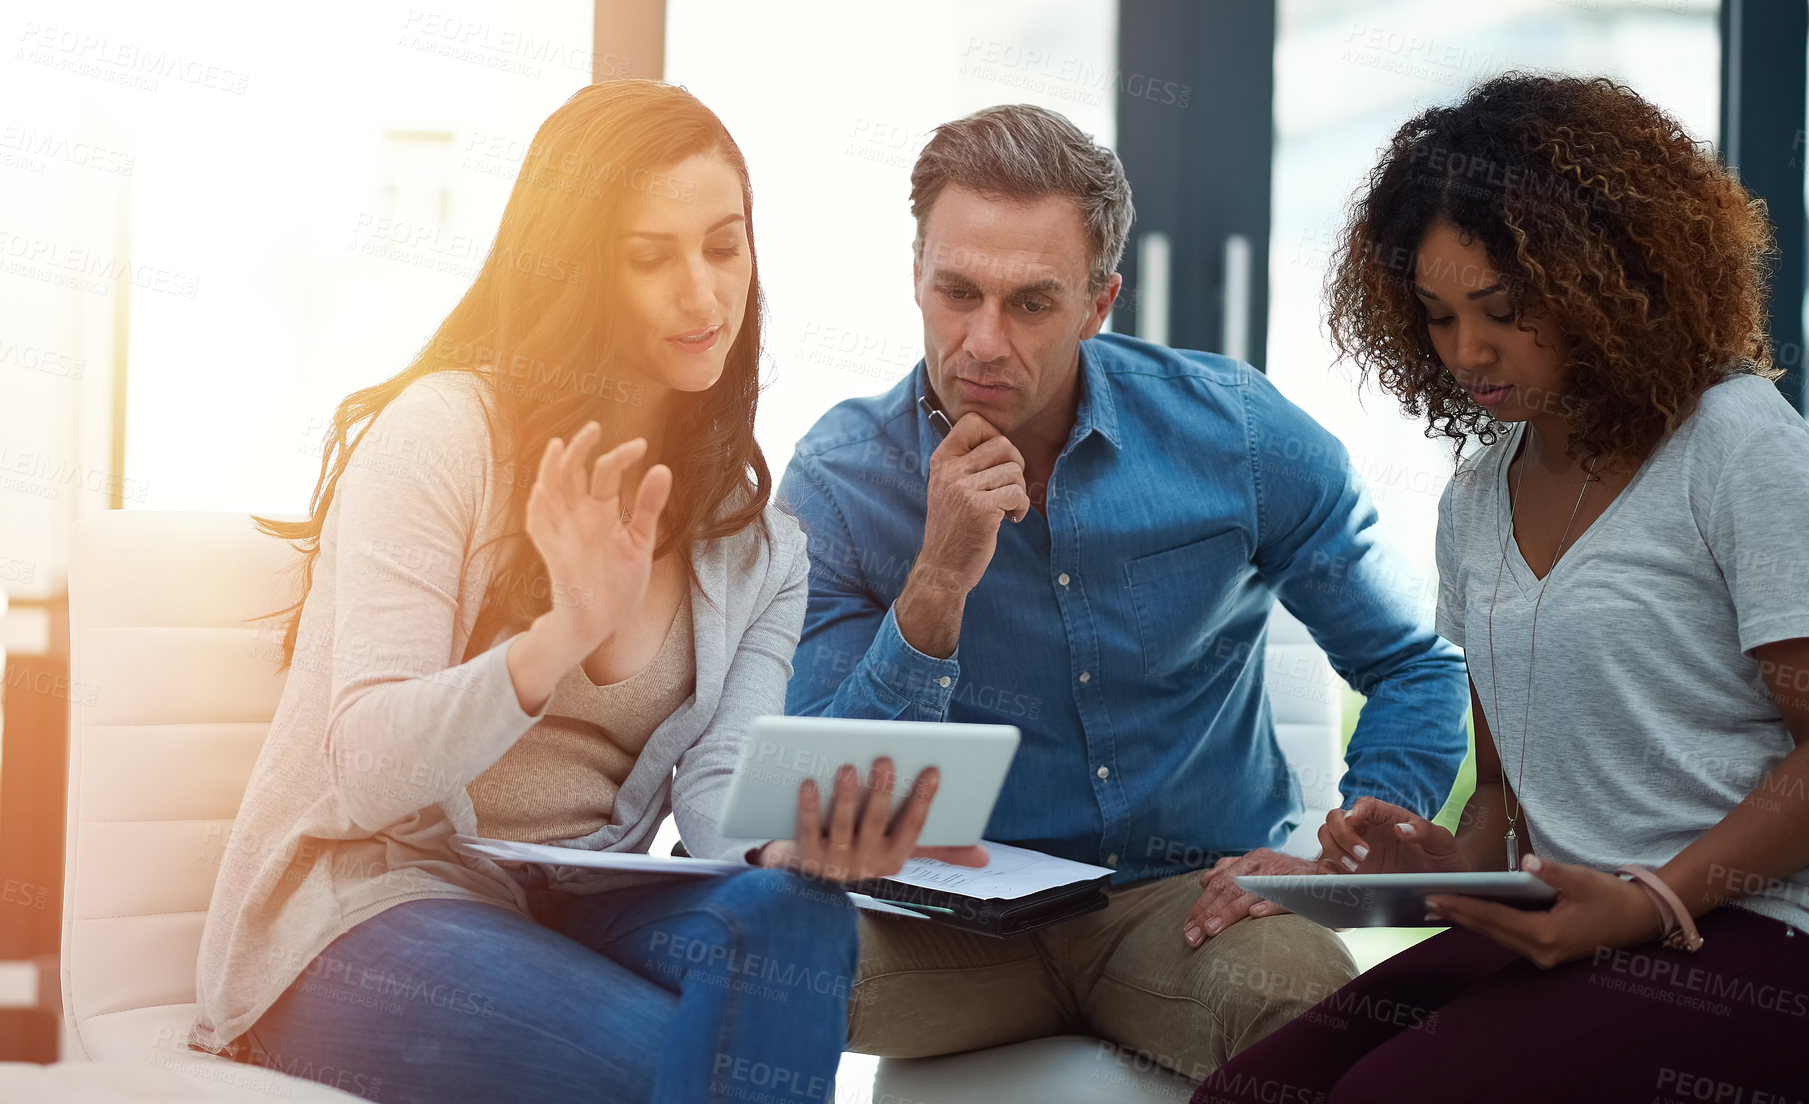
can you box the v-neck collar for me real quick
[574,587,692,691]
[1492,422,1649,592]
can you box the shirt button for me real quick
[937,676,951,688]
[1078,671,1091,683]
[1106,853,1119,867]
[1058,573,1071,587]
[1096,765,1110,780]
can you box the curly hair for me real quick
[1326,73,1779,470]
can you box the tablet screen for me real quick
[718,716,1021,847]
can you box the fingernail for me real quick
[1424,907,1443,922]
[1205,917,1222,934]
[1341,856,1359,872]
[1523,854,1541,872]
[1398,823,1416,835]
[1184,925,1202,945]
[1352,845,1369,861]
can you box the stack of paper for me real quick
[450,834,930,919]
[882,841,1114,897]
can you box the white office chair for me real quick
[21,510,363,1101]
[6,510,1346,1103]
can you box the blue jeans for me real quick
[242,868,859,1103]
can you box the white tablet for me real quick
[717,716,1020,848]
[1234,872,1557,929]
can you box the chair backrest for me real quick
[62,510,294,1059]
[1262,603,1346,858]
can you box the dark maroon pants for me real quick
[1191,907,1809,1104]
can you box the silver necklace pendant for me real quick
[1489,446,1598,880]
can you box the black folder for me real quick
[671,840,1110,938]
[845,872,1111,938]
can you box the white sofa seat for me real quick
[0,1055,357,1103]
[862,1036,1195,1101]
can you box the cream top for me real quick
[470,589,696,842]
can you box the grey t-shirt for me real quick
[1437,373,1809,934]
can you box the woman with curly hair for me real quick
[1195,74,1809,1100]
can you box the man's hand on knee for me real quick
[1182,848,1314,947]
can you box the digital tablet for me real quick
[718,716,1020,847]
[1234,872,1557,929]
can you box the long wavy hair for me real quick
[1326,73,1778,472]
[255,81,771,667]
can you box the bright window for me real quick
[106,0,595,512]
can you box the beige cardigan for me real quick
[190,371,806,1056]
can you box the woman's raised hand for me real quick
[755,758,989,883]
[524,423,672,662]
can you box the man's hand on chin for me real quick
[1182,847,1320,948]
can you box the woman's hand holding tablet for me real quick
[751,757,989,883]
[1422,855,1668,968]
[1258,799,1670,965]
[722,716,1019,879]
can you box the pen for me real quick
[885,899,956,915]
[917,392,1026,524]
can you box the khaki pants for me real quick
[847,870,1356,1082]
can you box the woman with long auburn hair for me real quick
[188,81,976,1103]
[1195,74,1809,1099]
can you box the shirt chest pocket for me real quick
[1124,530,1253,678]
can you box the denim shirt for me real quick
[779,333,1468,884]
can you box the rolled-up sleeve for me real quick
[1249,391,1470,818]
[779,454,960,721]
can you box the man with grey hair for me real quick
[775,104,1468,1077]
